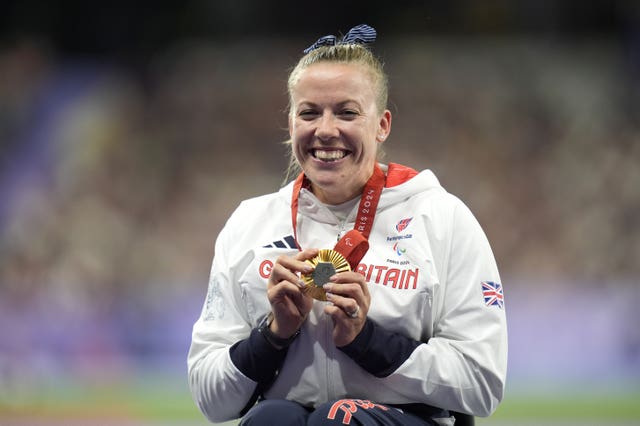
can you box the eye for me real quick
[298,109,319,120]
[339,109,359,120]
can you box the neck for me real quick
[310,183,366,205]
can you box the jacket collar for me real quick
[281,163,442,223]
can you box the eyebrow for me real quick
[296,100,363,109]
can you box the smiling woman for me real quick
[188,24,507,426]
[288,61,391,205]
[284,34,390,183]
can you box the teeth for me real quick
[313,150,347,161]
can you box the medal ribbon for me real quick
[291,164,386,269]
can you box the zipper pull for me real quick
[337,220,347,242]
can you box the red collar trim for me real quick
[385,163,419,188]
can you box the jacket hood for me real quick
[376,163,443,210]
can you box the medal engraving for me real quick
[301,249,351,301]
[312,262,336,287]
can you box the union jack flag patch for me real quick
[482,281,504,308]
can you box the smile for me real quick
[311,149,350,162]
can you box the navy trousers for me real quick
[240,399,447,425]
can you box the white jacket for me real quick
[188,164,507,423]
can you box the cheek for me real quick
[359,134,379,157]
[291,124,313,150]
[290,138,306,162]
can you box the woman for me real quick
[188,25,507,426]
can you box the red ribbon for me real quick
[291,164,386,269]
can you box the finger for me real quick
[325,291,359,317]
[323,281,365,300]
[324,300,360,325]
[324,303,353,322]
[329,271,369,298]
[295,248,320,262]
[268,257,314,289]
[269,279,305,299]
[273,249,319,277]
[268,264,300,290]
[329,271,366,286]
[269,283,311,318]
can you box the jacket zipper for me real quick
[325,307,335,399]
[336,218,347,242]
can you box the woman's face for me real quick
[289,62,391,205]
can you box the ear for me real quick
[376,109,392,143]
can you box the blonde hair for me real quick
[284,43,389,183]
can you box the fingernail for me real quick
[325,292,334,300]
[303,265,314,273]
[329,275,337,282]
[297,280,306,288]
[323,284,331,291]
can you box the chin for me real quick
[309,173,342,189]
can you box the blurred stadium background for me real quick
[1,1,639,425]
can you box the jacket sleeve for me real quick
[187,216,269,423]
[344,196,507,417]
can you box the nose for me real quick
[315,111,339,141]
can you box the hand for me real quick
[267,248,318,339]
[322,271,371,347]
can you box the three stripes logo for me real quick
[263,235,297,249]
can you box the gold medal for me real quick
[301,249,351,301]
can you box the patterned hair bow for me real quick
[303,24,377,54]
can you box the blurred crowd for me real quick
[0,35,639,390]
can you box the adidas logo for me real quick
[263,235,297,249]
